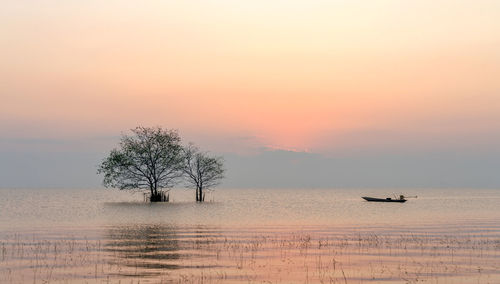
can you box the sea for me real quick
[0,188,499,283]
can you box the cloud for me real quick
[221,148,500,189]
[1,137,499,189]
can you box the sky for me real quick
[1,1,500,188]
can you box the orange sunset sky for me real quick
[1,1,499,161]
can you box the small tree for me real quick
[182,144,225,202]
[98,126,184,202]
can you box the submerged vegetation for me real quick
[98,126,225,202]
[1,226,499,283]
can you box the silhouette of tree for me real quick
[98,126,184,202]
[182,144,225,202]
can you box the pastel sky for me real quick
[1,1,499,188]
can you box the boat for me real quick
[362,195,407,203]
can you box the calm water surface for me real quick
[1,188,499,228]
[0,188,499,283]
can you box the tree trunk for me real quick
[150,185,165,202]
[198,186,203,202]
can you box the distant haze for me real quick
[1,139,499,189]
[1,1,499,189]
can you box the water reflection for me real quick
[104,224,223,277]
[1,223,498,283]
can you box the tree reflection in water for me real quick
[104,224,222,278]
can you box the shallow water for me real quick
[0,188,499,283]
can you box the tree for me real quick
[98,126,184,202]
[182,144,225,202]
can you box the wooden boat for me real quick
[362,196,407,203]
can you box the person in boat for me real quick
[385,195,405,201]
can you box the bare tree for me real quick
[182,144,225,202]
[98,126,184,202]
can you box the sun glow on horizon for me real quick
[1,0,500,154]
